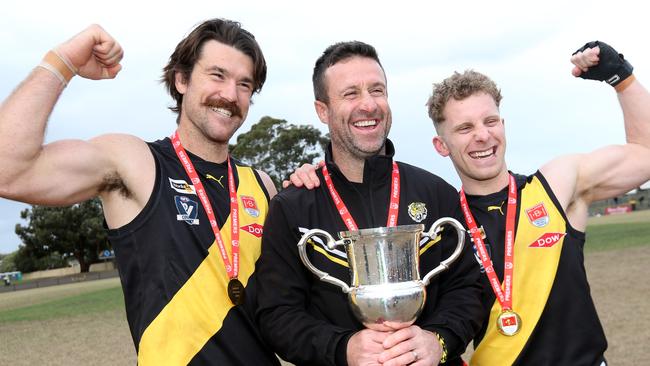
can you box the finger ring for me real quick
[412,350,419,361]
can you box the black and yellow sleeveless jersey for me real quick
[467,172,607,366]
[107,138,279,365]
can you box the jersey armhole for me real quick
[534,170,585,239]
[107,144,162,238]
[252,169,272,203]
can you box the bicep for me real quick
[3,134,131,206]
[543,144,650,209]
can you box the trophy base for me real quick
[349,281,425,331]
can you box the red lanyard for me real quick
[459,174,517,311]
[321,162,400,231]
[171,131,239,280]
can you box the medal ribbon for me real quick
[459,174,517,311]
[322,162,400,231]
[171,131,239,280]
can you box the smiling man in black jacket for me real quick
[255,41,483,366]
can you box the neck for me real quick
[461,169,510,196]
[332,151,365,183]
[330,144,387,183]
[176,124,229,163]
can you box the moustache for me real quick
[202,97,242,119]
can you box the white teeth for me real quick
[354,120,377,127]
[211,107,232,117]
[470,148,494,159]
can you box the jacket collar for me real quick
[323,139,396,186]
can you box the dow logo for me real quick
[241,223,264,238]
[529,232,565,248]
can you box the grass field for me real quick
[0,211,648,365]
[585,210,650,252]
[0,278,135,365]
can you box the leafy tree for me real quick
[230,116,328,189]
[12,246,68,273]
[0,251,17,272]
[14,198,109,273]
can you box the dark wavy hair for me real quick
[161,18,267,117]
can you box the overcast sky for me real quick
[1,1,648,253]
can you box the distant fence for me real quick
[589,188,650,216]
[22,261,115,280]
[0,269,119,293]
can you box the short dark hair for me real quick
[312,41,383,103]
[161,18,267,116]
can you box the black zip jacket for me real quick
[255,140,483,365]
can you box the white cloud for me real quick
[1,0,648,252]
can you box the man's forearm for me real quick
[617,79,650,147]
[0,66,65,188]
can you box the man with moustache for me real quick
[255,41,483,366]
[426,42,650,365]
[0,19,281,365]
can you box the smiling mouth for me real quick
[469,147,496,159]
[211,107,233,118]
[353,119,378,128]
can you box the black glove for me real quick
[573,41,633,87]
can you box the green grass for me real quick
[583,209,650,252]
[0,285,124,322]
[585,221,650,252]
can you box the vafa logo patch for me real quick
[175,195,199,225]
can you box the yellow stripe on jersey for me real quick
[137,166,268,365]
[419,228,442,256]
[471,176,565,366]
[311,240,350,268]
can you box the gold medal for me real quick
[496,310,521,336]
[228,278,245,305]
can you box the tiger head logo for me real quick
[407,202,428,223]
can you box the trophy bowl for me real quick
[297,217,465,330]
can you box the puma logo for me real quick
[206,174,225,188]
[487,201,504,216]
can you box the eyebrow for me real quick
[339,81,386,93]
[203,64,254,85]
[454,121,474,131]
[201,63,226,74]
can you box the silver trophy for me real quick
[297,217,465,330]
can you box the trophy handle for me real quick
[297,229,351,293]
[420,217,466,286]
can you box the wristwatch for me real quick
[434,332,448,364]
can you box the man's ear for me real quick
[314,100,329,125]
[432,136,450,157]
[175,71,188,95]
